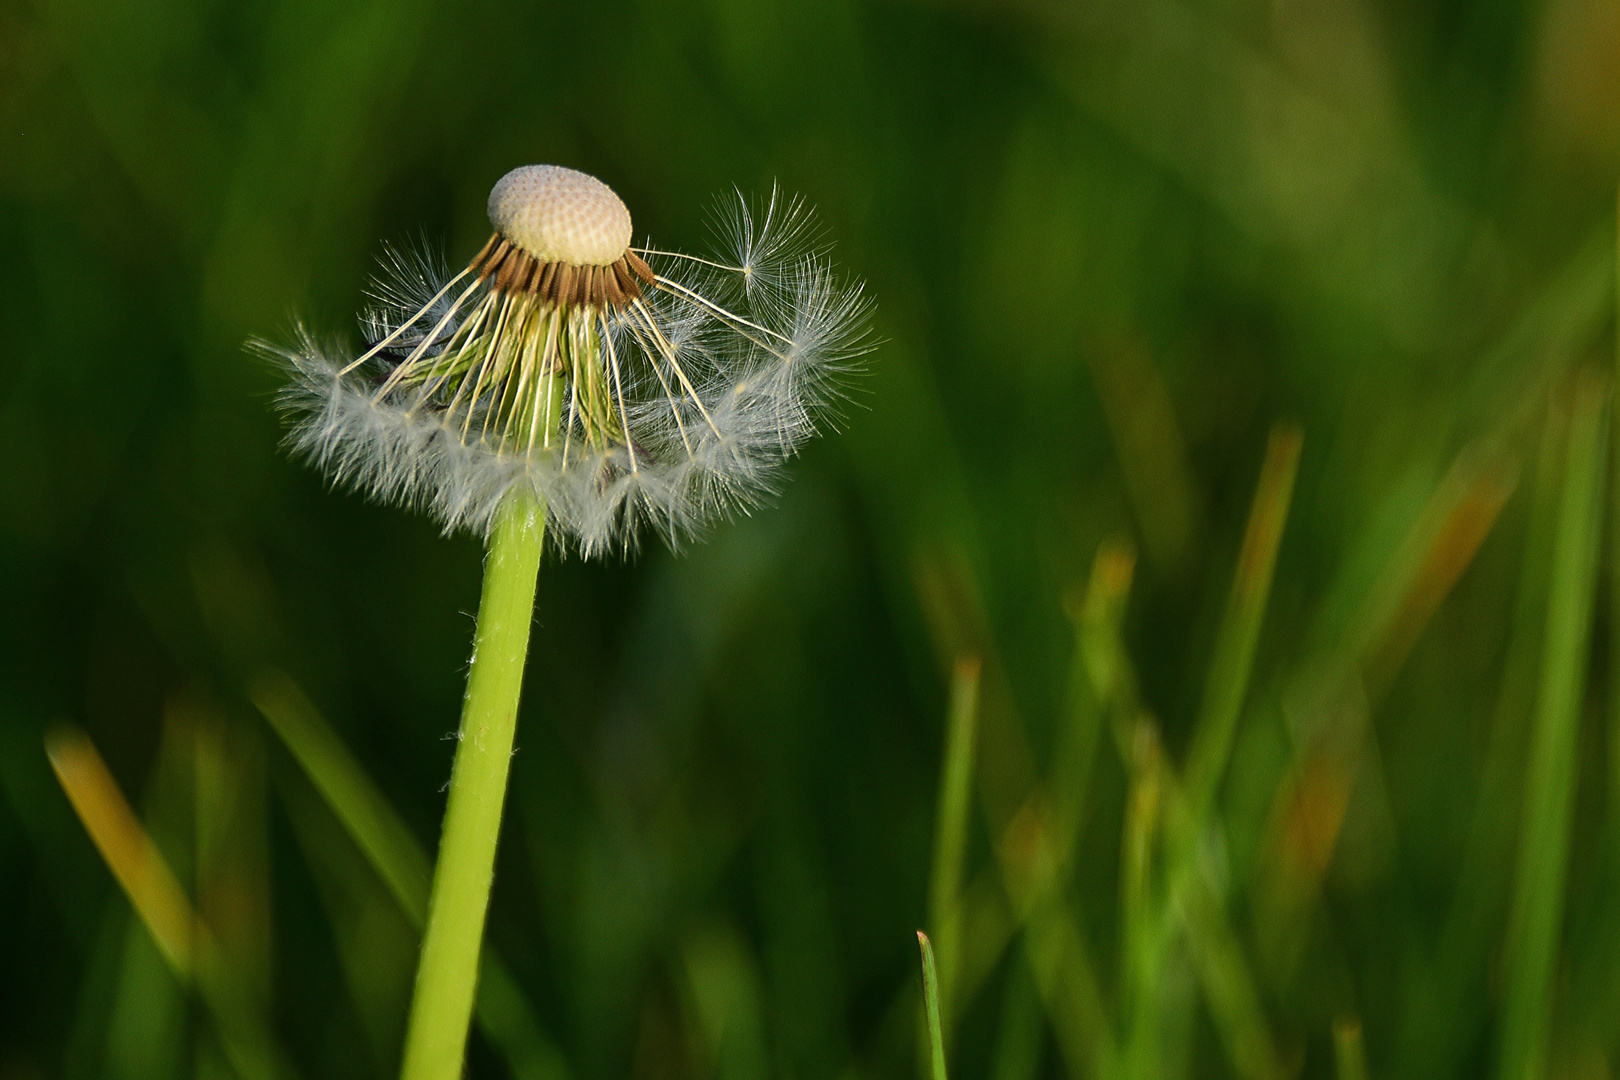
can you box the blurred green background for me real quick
[3,0,1620,1078]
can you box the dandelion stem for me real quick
[399,492,546,1080]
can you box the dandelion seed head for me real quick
[488,165,632,267]
[254,165,874,557]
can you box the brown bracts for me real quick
[468,233,656,308]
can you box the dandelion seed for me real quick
[255,164,872,556]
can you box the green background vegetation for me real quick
[3,0,1619,1078]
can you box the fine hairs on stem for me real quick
[399,494,545,1080]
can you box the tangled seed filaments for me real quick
[256,165,873,556]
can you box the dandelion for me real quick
[261,164,870,555]
[252,165,870,1080]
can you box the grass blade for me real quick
[249,671,431,924]
[46,724,299,1080]
[927,654,982,1031]
[918,931,949,1080]
[1088,338,1203,576]
[915,548,1116,1080]
[1132,427,1298,1080]
[1180,871,1286,1080]
[1048,545,1127,858]
[1020,898,1114,1080]
[192,704,273,1006]
[988,962,1044,1080]
[1402,394,1567,1076]
[1495,369,1610,1080]
[1333,1017,1369,1080]
[47,725,196,977]
[1613,184,1620,833]
[1119,723,1163,1080]
[1069,535,1284,1080]
[911,545,1039,839]
[1184,423,1302,824]
[1140,427,1302,1075]
[1251,443,1517,985]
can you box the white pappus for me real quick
[255,165,872,556]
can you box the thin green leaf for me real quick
[1496,369,1610,1080]
[927,654,981,1032]
[918,931,949,1080]
[1333,1017,1369,1080]
[1184,424,1302,824]
[249,671,431,924]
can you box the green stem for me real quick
[400,493,546,1080]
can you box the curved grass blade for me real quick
[46,724,301,1080]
